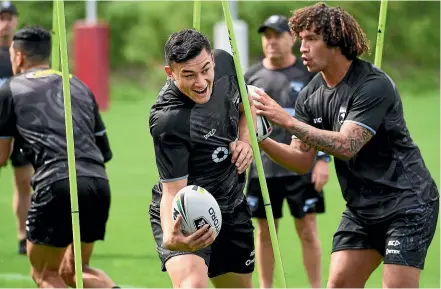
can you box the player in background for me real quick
[0,1,32,255]
[0,26,118,288]
[149,29,256,288]
[245,15,330,288]
[252,3,439,288]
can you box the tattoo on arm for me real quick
[292,139,312,153]
[288,121,373,159]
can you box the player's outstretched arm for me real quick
[259,137,316,174]
[282,120,373,160]
[253,89,374,160]
[161,179,215,252]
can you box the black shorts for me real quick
[149,197,255,278]
[332,199,439,270]
[246,175,325,219]
[27,177,111,248]
[10,140,31,167]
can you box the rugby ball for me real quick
[247,85,273,140]
[172,185,222,237]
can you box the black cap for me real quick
[0,1,17,16]
[258,15,290,34]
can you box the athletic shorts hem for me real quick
[160,250,209,272]
[383,260,424,270]
[331,245,376,254]
[209,268,254,279]
[26,238,70,248]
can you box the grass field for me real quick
[0,85,439,288]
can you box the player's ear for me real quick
[16,51,24,68]
[210,52,215,68]
[164,66,174,80]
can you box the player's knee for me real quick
[257,221,272,244]
[13,174,32,196]
[297,226,318,245]
[180,276,208,288]
[31,266,59,286]
[60,263,90,287]
[383,278,418,289]
[327,274,349,288]
[59,263,74,285]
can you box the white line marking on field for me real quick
[0,273,138,288]
[0,273,32,281]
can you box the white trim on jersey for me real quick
[343,120,376,135]
[160,175,189,183]
[94,129,106,136]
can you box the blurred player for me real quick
[0,1,32,255]
[245,15,330,288]
[252,3,439,288]
[149,29,256,288]
[0,26,118,288]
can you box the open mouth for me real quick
[302,56,310,65]
[193,86,208,95]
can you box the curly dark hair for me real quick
[289,2,370,60]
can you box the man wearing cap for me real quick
[245,15,331,288]
[0,1,32,256]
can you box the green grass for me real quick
[0,87,439,288]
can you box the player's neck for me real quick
[321,55,352,88]
[20,64,50,74]
[263,54,296,70]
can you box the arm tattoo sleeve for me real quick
[289,121,373,159]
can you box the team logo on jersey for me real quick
[338,106,347,125]
[290,81,305,93]
[212,147,229,163]
[303,198,319,212]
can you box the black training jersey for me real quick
[245,59,316,179]
[0,68,109,189]
[149,49,246,213]
[0,46,13,86]
[294,58,439,218]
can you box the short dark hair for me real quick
[289,2,370,60]
[164,29,211,66]
[12,26,51,64]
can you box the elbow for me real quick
[337,150,356,161]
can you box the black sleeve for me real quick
[345,76,394,134]
[293,89,312,125]
[0,83,15,138]
[90,92,112,162]
[153,133,190,182]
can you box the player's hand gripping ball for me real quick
[247,85,273,142]
[172,185,222,237]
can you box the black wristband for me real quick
[317,154,331,163]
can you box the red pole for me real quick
[73,21,110,111]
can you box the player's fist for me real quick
[256,114,273,142]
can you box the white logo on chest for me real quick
[338,106,347,125]
[212,147,229,163]
[204,129,216,139]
